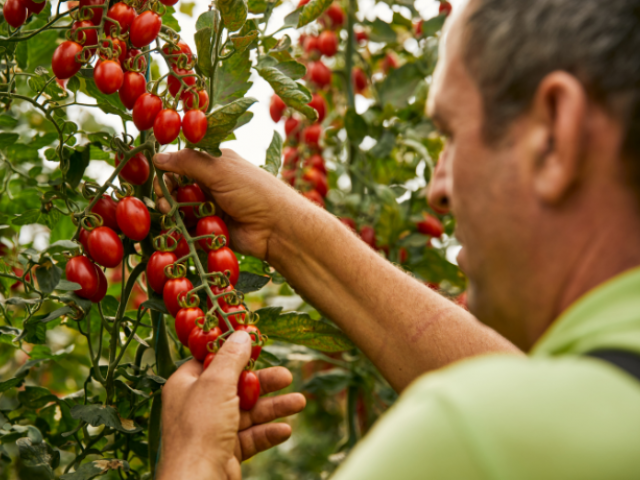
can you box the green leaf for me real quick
[0,132,19,148]
[303,369,352,395]
[16,437,58,479]
[256,66,317,121]
[16,41,28,69]
[229,29,258,54]
[40,306,74,323]
[213,47,252,106]
[256,307,354,352]
[235,271,270,293]
[345,108,367,145]
[274,60,306,80]
[101,295,119,316]
[365,18,397,43]
[248,0,267,13]
[70,404,142,434]
[369,131,396,159]
[407,248,466,288]
[64,145,91,189]
[261,130,282,175]
[195,27,214,76]
[18,386,58,409]
[34,259,61,295]
[392,10,413,29]
[55,280,82,291]
[217,0,247,31]
[27,30,58,72]
[419,14,446,38]
[0,114,18,129]
[162,6,181,32]
[0,377,25,393]
[61,459,130,480]
[23,316,48,345]
[378,63,424,109]
[297,0,332,28]
[196,9,218,30]
[192,97,257,152]
[257,348,282,366]
[82,79,130,120]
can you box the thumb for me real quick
[201,331,252,387]
[153,149,216,183]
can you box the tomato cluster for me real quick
[2,0,46,29]
[146,181,263,410]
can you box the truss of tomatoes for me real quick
[146,182,264,410]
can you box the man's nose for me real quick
[427,154,450,215]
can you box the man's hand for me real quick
[158,331,306,480]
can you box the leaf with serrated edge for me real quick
[297,0,332,28]
[60,459,129,480]
[256,66,317,121]
[230,30,258,54]
[194,27,213,76]
[217,0,247,32]
[214,48,252,105]
[262,131,282,175]
[192,97,257,150]
[70,404,142,434]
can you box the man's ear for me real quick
[528,72,588,204]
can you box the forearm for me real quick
[268,195,522,391]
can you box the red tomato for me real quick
[159,0,178,6]
[129,11,161,48]
[88,226,123,268]
[297,0,310,6]
[116,196,150,241]
[359,225,376,249]
[308,93,326,122]
[132,93,162,131]
[94,60,124,95]
[153,109,181,145]
[167,68,196,98]
[162,41,192,65]
[439,1,452,16]
[238,370,260,410]
[304,153,326,174]
[79,227,92,258]
[270,94,286,123]
[147,250,177,294]
[52,41,83,79]
[355,29,368,44]
[70,21,98,52]
[339,217,357,232]
[352,67,367,93]
[79,0,105,25]
[381,52,399,74]
[176,183,205,227]
[116,149,150,185]
[207,283,234,312]
[105,2,136,35]
[236,324,262,361]
[175,307,203,347]
[66,256,100,299]
[218,304,246,333]
[303,190,325,208]
[161,229,190,258]
[203,352,216,370]
[318,30,338,57]
[91,195,120,232]
[308,61,331,88]
[302,124,322,148]
[304,35,320,55]
[183,89,209,111]
[89,264,108,303]
[3,0,26,28]
[196,216,229,250]
[285,117,301,141]
[182,109,208,144]
[283,146,299,168]
[101,36,127,64]
[22,0,46,14]
[302,168,328,197]
[163,277,193,317]
[207,247,239,286]
[325,3,345,28]
[118,71,146,110]
[417,213,444,238]
[188,324,222,361]
[399,247,408,264]
[124,48,146,71]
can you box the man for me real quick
[156,0,640,478]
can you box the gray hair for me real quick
[463,0,640,180]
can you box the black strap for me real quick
[587,350,640,382]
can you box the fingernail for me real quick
[228,331,250,344]
[154,153,169,165]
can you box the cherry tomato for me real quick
[359,225,376,249]
[163,277,193,317]
[22,0,46,14]
[176,183,205,227]
[91,195,119,232]
[116,196,150,241]
[188,324,222,361]
[183,89,209,111]
[3,0,26,28]
[297,0,310,6]
[355,29,368,44]
[399,247,408,263]
[417,213,444,238]
[88,226,123,268]
[302,124,322,149]
[414,20,423,37]
[175,306,203,347]
[340,217,357,232]
[352,67,367,93]
[307,61,331,88]
[381,52,399,74]
[323,3,345,28]
[116,148,149,185]
[132,93,162,131]
[162,41,192,65]
[318,30,338,57]
[153,109,181,145]
[308,93,326,122]
[439,1,452,16]
[203,352,216,370]
[89,264,108,303]
[303,35,320,55]
[79,227,92,258]
[236,324,262,361]
[182,109,207,144]
[118,71,146,110]
[302,168,328,197]
[104,2,135,36]
[147,250,177,294]
[123,48,146,71]
[70,21,98,53]
[283,146,299,168]
[207,283,234,312]
[159,0,178,6]
[238,370,260,410]
[285,117,301,141]
[217,304,246,333]
[66,256,100,299]
[101,36,127,64]
[161,229,190,258]
[79,0,105,25]
[167,67,196,98]
[129,11,161,48]
[52,41,83,79]
[304,153,326,174]
[270,94,286,123]
[94,60,124,95]
[207,246,239,286]
[303,189,325,208]
[196,216,229,250]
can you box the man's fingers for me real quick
[256,367,293,395]
[200,331,252,387]
[153,149,215,185]
[235,423,293,461]
[239,393,306,430]
[153,173,178,197]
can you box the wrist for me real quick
[157,448,226,480]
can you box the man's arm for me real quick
[153,149,521,391]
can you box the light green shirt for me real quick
[333,267,640,479]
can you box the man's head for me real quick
[427,0,640,349]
